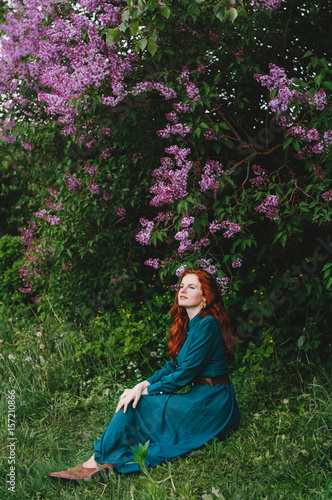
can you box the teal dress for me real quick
[94,313,240,474]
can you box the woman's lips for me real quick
[179,295,187,299]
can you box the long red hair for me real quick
[168,268,235,362]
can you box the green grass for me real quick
[1,367,331,499]
[0,307,331,499]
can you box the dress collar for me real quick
[186,312,201,333]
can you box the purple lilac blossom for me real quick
[252,0,282,13]
[65,171,82,192]
[222,221,242,238]
[144,258,160,269]
[232,258,243,268]
[204,129,218,141]
[255,195,280,220]
[135,218,154,245]
[322,191,332,202]
[199,160,224,192]
[153,212,174,222]
[310,89,327,111]
[209,221,222,233]
[196,258,217,274]
[216,276,229,296]
[87,181,99,194]
[84,163,99,175]
[115,207,126,217]
[181,215,195,228]
[176,265,187,276]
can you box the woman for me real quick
[50,268,240,481]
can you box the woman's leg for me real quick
[82,454,98,468]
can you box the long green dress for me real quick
[94,313,241,474]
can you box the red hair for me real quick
[168,268,235,362]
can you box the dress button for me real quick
[160,391,163,394]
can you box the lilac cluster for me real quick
[254,63,291,92]
[135,218,154,245]
[222,221,242,238]
[232,258,243,268]
[256,195,280,220]
[252,0,283,13]
[322,191,332,202]
[175,265,187,276]
[144,258,161,269]
[156,123,192,139]
[33,209,61,225]
[22,141,34,151]
[288,126,331,159]
[65,171,82,192]
[18,219,49,294]
[204,129,218,141]
[84,163,99,176]
[179,66,200,102]
[0,0,182,149]
[103,190,110,201]
[195,258,217,275]
[310,89,327,111]
[209,220,241,238]
[87,181,99,194]
[181,215,195,229]
[199,160,224,192]
[115,207,126,217]
[99,147,115,159]
[216,276,229,296]
[312,165,326,181]
[150,148,193,207]
[153,212,174,222]
[209,221,222,234]
[173,103,192,114]
[250,164,267,187]
[174,230,193,254]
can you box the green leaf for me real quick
[219,122,230,130]
[283,135,293,150]
[106,27,121,45]
[314,73,324,86]
[297,335,305,348]
[122,9,130,22]
[302,50,313,58]
[131,21,139,36]
[136,38,148,51]
[237,5,248,18]
[229,6,238,24]
[161,6,171,19]
[148,40,158,56]
[214,2,225,22]
[137,0,145,11]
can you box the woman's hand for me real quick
[115,381,150,414]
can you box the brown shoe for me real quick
[50,463,114,482]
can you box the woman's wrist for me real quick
[135,380,150,390]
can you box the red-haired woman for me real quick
[50,268,240,481]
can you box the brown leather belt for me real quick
[191,374,230,387]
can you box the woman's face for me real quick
[178,274,205,315]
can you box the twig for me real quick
[45,295,64,325]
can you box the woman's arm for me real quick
[145,359,177,386]
[115,380,151,413]
[148,317,221,395]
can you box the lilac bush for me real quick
[0,0,331,358]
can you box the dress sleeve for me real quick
[147,317,220,395]
[145,359,177,385]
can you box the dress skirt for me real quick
[94,383,241,474]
